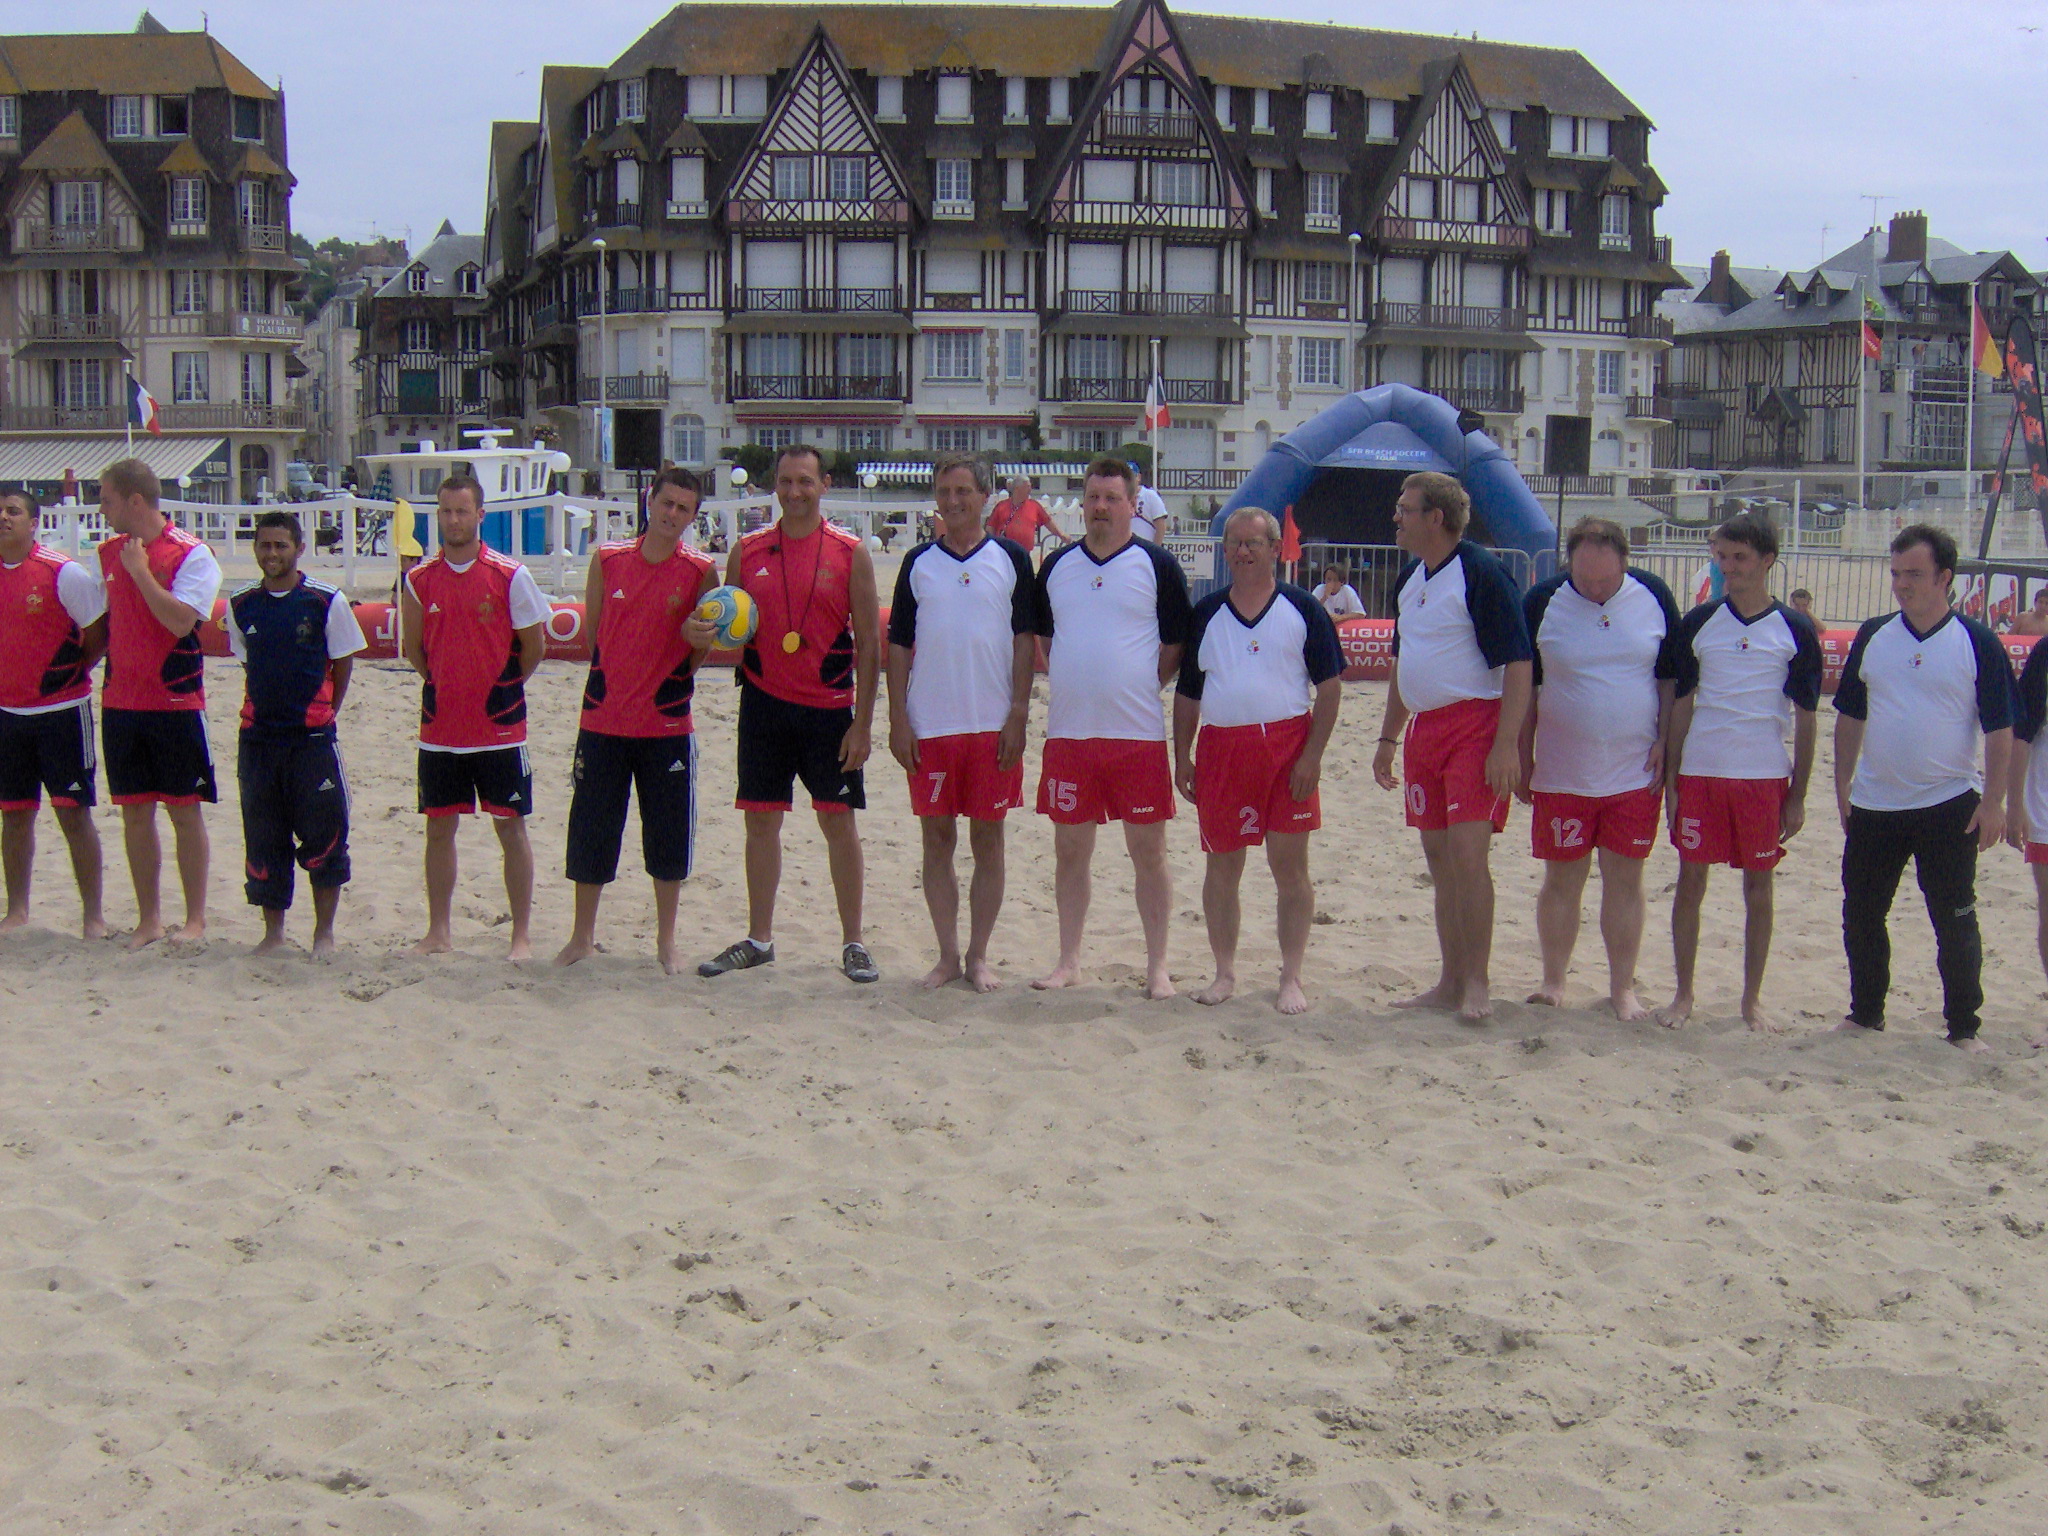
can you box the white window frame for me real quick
[169,176,207,231]
[1538,188,1570,236]
[1004,157,1025,209]
[1297,336,1341,388]
[172,351,209,404]
[457,266,481,296]
[875,76,904,121]
[402,318,434,352]
[670,414,706,464]
[1004,77,1028,122]
[1048,77,1071,122]
[1068,334,1118,380]
[109,96,145,138]
[406,265,429,294]
[731,76,768,118]
[1251,88,1272,132]
[668,154,707,217]
[0,97,17,138]
[169,269,207,315]
[616,158,642,206]
[156,95,189,137]
[1364,98,1395,141]
[934,158,973,216]
[926,330,982,381]
[237,179,268,227]
[931,426,978,453]
[828,156,866,201]
[1305,172,1340,231]
[936,74,973,123]
[1153,161,1202,207]
[773,156,812,201]
[1550,114,1611,158]
[1487,108,1513,147]
[1600,193,1630,251]
[1300,262,1339,305]
[619,77,646,122]
[839,425,891,454]
[1597,349,1624,397]
[1255,168,1275,216]
[1304,91,1333,137]
[687,76,721,119]
[1003,328,1026,380]
[1213,84,1233,128]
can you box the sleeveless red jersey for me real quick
[99,525,210,712]
[409,548,532,748]
[581,538,717,737]
[0,544,95,710]
[735,519,859,709]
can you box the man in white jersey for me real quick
[2002,636,2048,1048]
[1173,506,1342,1013]
[1033,455,1191,997]
[887,453,1039,992]
[1834,523,2011,1053]
[0,489,107,937]
[1656,513,1821,1032]
[1134,468,1167,542]
[1518,518,1682,1021]
[1371,471,1532,1022]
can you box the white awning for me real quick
[0,435,229,487]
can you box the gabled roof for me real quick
[719,24,913,213]
[1362,54,1525,232]
[374,222,485,297]
[600,3,1646,121]
[582,122,649,164]
[17,109,144,210]
[537,64,608,234]
[156,137,218,178]
[0,29,274,98]
[229,142,295,185]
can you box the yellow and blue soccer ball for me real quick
[694,584,758,648]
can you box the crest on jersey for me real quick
[24,590,42,611]
[1091,575,1104,590]
[1597,613,1611,630]
[477,597,497,621]
[958,572,973,587]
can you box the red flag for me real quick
[1972,304,2005,378]
[1861,321,1882,362]
[1279,505,1301,564]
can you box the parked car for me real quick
[284,462,331,502]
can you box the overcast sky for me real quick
[33,0,2048,271]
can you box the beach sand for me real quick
[2,656,2045,1534]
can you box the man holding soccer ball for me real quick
[555,467,719,972]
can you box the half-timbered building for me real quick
[353,221,489,459]
[481,0,1675,496]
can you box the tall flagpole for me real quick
[1148,334,1162,503]
[1856,323,1867,511]
[124,359,134,453]
[1964,279,1978,514]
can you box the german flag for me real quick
[1972,303,2005,379]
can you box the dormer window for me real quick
[619,77,645,122]
[456,266,481,296]
[0,97,16,138]
[1214,84,1233,128]
[109,96,144,138]
[1549,113,1609,158]
[876,76,904,120]
[1004,77,1027,122]
[1251,88,1272,132]
[668,153,707,216]
[1048,77,1071,122]
[1364,98,1395,140]
[232,95,264,142]
[1903,276,1931,307]
[1304,91,1333,137]
[1600,193,1630,250]
[407,265,429,294]
[157,96,189,136]
[937,75,973,122]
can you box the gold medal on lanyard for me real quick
[782,631,802,654]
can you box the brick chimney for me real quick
[1701,249,1734,306]
[1886,209,1928,265]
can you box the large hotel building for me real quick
[478,0,1676,495]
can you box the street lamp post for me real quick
[592,236,609,496]
[1346,231,1362,394]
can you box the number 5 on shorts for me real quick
[1052,780,1078,814]
[1679,816,1702,851]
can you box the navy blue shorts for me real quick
[239,730,351,909]
[0,701,96,810]
[104,707,216,806]
[734,681,863,812]
[565,729,697,884]
[418,745,532,818]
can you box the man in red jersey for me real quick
[986,475,1067,558]
[555,467,717,973]
[97,458,222,949]
[0,489,107,937]
[399,474,550,960]
[699,443,882,983]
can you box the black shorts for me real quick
[239,730,351,908]
[565,729,697,884]
[0,701,97,811]
[418,745,533,818]
[735,680,864,812]
[103,707,217,806]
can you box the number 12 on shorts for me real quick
[1550,816,1584,849]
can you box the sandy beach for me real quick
[2,654,2046,1534]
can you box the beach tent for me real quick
[1214,383,1554,559]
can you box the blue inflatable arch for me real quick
[1213,383,1555,562]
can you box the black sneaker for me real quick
[841,942,879,983]
[699,938,774,977]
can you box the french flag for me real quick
[127,374,162,435]
[1143,372,1171,431]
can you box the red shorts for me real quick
[1672,775,1787,869]
[907,731,1022,820]
[1037,737,1174,825]
[1195,714,1320,853]
[2025,842,2048,866]
[1403,697,1508,832]
[1531,785,1660,861]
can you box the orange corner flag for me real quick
[1861,320,1882,362]
[1279,505,1302,564]
[1972,304,2006,379]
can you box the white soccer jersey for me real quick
[1177,582,1344,728]
[1673,599,1823,780]
[1037,537,1191,741]
[1524,569,1681,797]
[1391,540,1532,714]
[2015,643,2048,837]
[1835,609,2014,811]
[887,535,1037,738]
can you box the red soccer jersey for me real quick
[987,496,1056,545]
[99,524,211,712]
[0,544,95,710]
[408,548,533,748]
[735,519,859,709]
[581,537,717,737]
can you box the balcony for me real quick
[15,218,140,254]
[1156,468,1248,492]
[736,287,904,314]
[1369,301,1528,334]
[204,311,303,341]
[1626,393,1673,421]
[490,395,523,418]
[375,393,490,418]
[1524,474,1619,497]
[1371,216,1530,253]
[158,402,305,430]
[1055,377,1239,405]
[238,222,287,252]
[1045,198,1250,234]
[31,313,121,341]
[1627,312,1675,343]
[1429,385,1526,415]
[536,383,577,410]
[577,373,671,403]
[572,287,674,317]
[0,404,124,431]
[665,199,709,220]
[727,198,912,230]
[1059,290,1233,319]
[1097,110,1200,145]
[733,373,903,402]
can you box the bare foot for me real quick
[1525,984,1565,1006]
[1655,993,1693,1030]
[507,936,533,963]
[919,957,963,990]
[125,921,166,952]
[0,910,27,931]
[1146,964,1176,1001]
[310,933,337,962]
[1742,1002,1784,1035]
[410,933,453,956]
[1457,981,1494,1023]
[1611,988,1651,1023]
[553,936,597,967]
[1833,1017,1878,1033]
[1394,983,1458,1010]
[251,932,288,956]
[166,920,205,947]
[1951,1036,1993,1055]
[1276,978,1309,1015]
[963,958,1001,994]
[658,945,678,976]
[82,917,108,941]
[1031,962,1083,990]
[1193,973,1236,1005]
